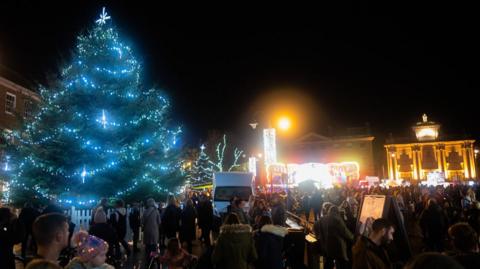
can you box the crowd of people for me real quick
[291,183,480,269]
[1,183,480,269]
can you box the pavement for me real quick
[118,239,205,269]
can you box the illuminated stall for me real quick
[264,161,361,190]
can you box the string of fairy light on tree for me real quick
[188,134,244,185]
[1,7,183,204]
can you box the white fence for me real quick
[65,206,139,241]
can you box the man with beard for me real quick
[352,218,395,269]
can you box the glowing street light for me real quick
[249,112,293,169]
[278,117,291,131]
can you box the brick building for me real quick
[0,76,40,130]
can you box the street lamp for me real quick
[278,116,291,131]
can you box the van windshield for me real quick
[214,186,252,201]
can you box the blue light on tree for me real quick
[2,7,183,204]
[81,165,87,184]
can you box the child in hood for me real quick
[65,231,114,269]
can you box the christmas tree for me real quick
[191,145,213,185]
[3,8,182,204]
[187,134,245,186]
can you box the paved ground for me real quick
[119,239,205,269]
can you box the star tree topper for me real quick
[96,7,111,25]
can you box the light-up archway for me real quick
[266,161,360,189]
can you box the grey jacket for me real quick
[142,206,161,245]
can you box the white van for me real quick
[212,172,255,215]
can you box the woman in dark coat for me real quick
[420,198,447,252]
[325,205,354,269]
[19,202,40,259]
[254,215,288,269]
[197,196,214,247]
[180,199,197,253]
[162,195,182,239]
[0,207,25,269]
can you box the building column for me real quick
[386,148,393,179]
[468,145,476,179]
[436,146,442,173]
[437,144,446,176]
[462,147,470,179]
[417,147,423,180]
[412,147,418,180]
[442,148,448,179]
[393,154,398,180]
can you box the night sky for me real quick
[1,1,479,146]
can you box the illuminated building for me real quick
[385,114,476,181]
[282,129,375,181]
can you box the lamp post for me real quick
[249,111,291,193]
[249,111,269,192]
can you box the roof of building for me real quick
[0,64,37,91]
[0,75,41,101]
[293,131,375,145]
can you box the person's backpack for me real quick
[111,209,127,234]
[129,209,141,229]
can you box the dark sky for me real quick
[1,1,479,146]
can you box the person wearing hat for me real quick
[65,231,114,269]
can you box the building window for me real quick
[24,100,33,118]
[5,92,16,114]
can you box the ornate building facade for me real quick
[385,114,476,181]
